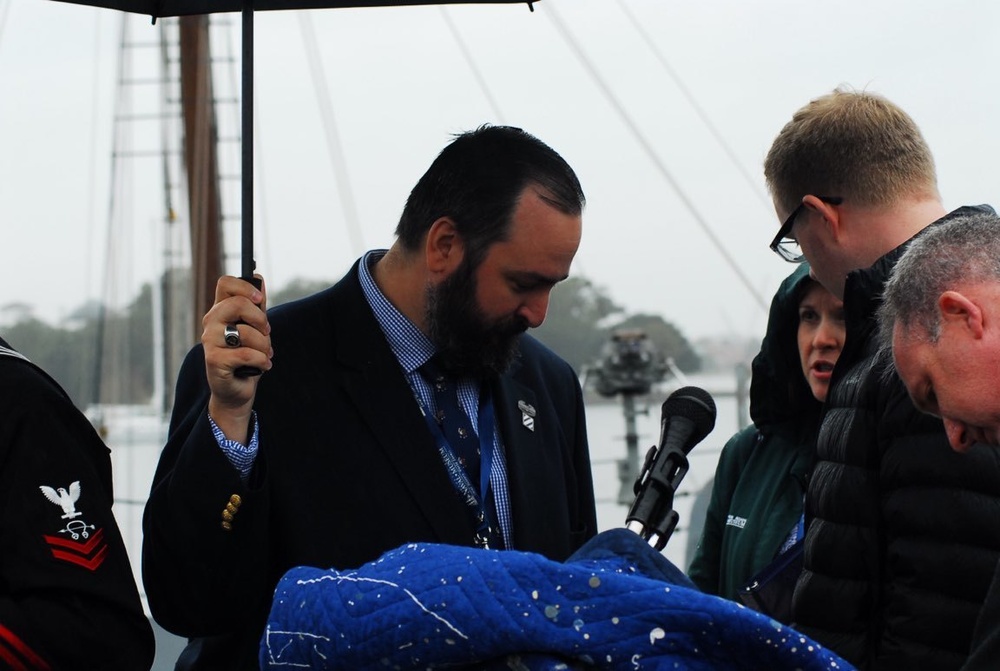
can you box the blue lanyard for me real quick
[419,387,497,547]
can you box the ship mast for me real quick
[178,15,225,340]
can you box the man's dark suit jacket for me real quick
[141,260,599,670]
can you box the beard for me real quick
[425,259,529,380]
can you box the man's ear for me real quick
[939,290,984,339]
[802,195,842,241]
[424,217,465,276]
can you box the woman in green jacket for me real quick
[687,265,844,621]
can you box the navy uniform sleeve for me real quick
[0,357,154,670]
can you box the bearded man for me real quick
[142,125,598,670]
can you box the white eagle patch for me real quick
[39,481,82,519]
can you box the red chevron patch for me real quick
[42,527,107,571]
[0,623,52,670]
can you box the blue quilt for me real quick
[260,529,852,670]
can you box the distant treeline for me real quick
[3,274,700,410]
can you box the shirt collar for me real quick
[357,249,435,375]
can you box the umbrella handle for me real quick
[234,275,264,379]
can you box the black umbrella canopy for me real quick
[55,0,532,19]
[50,0,537,282]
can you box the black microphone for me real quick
[625,386,717,550]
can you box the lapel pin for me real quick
[518,400,536,432]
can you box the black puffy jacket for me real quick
[791,205,1000,670]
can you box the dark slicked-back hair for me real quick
[395,125,585,267]
[764,87,939,217]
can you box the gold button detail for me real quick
[221,493,242,531]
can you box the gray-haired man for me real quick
[879,209,1000,671]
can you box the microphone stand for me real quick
[625,438,690,551]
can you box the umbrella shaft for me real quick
[241,1,254,279]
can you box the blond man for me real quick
[764,87,1000,669]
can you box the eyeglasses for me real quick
[769,196,843,263]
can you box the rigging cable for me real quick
[154,17,181,415]
[614,0,773,211]
[543,1,768,312]
[0,0,9,54]
[439,7,506,124]
[299,12,365,259]
[81,7,105,399]
[94,13,138,411]
[252,58,274,281]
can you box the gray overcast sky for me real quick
[1,0,998,343]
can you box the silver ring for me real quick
[224,324,241,348]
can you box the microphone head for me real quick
[661,386,717,445]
